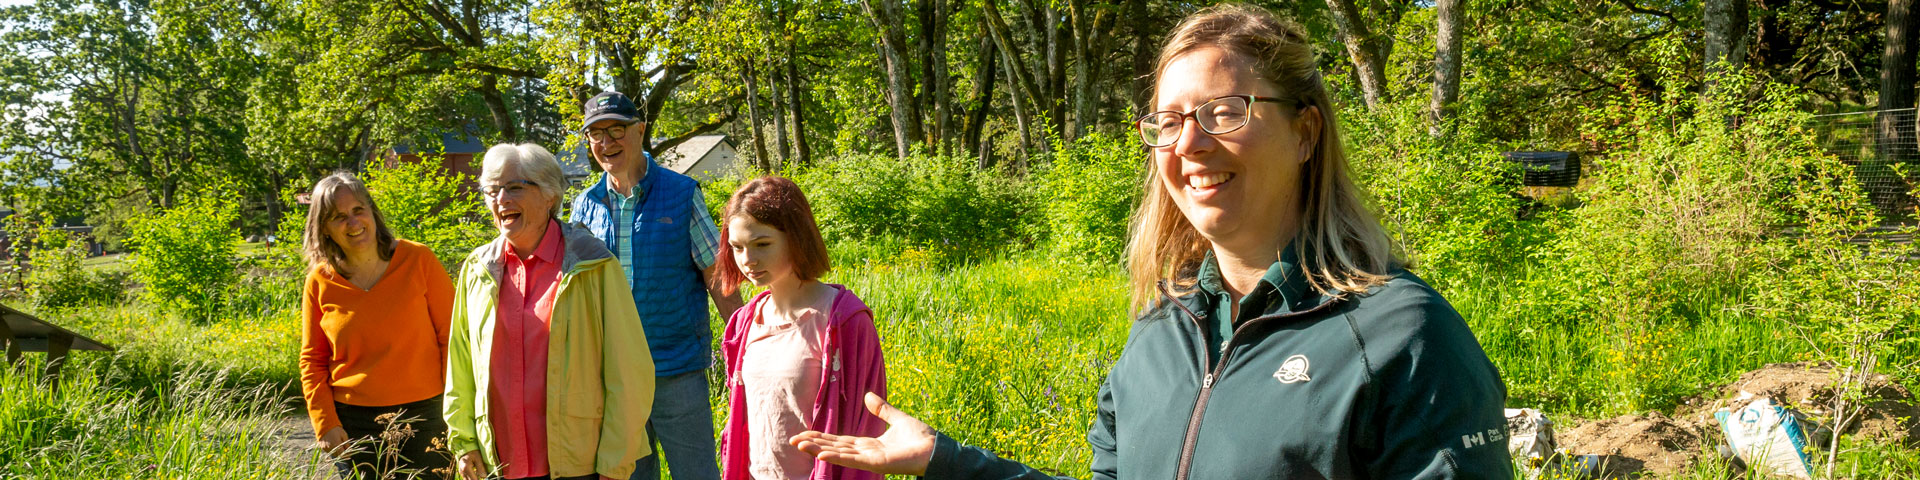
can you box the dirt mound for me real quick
[1554,363,1920,478]
[1557,412,1706,478]
[1709,362,1920,445]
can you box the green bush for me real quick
[699,153,1036,266]
[127,194,241,321]
[1343,101,1539,284]
[793,153,1034,264]
[362,157,492,269]
[1034,132,1144,264]
[16,224,125,309]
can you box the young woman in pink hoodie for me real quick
[712,176,888,480]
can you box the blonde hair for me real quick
[1125,3,1397,312]
[303,171,397,278]
[480,143,567,218]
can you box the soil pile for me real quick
[1557,412,1706,477]
[1552,362,1918,478]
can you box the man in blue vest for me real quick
[569,91,743,480]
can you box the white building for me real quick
[654,135,740,182]
[557,134,740,186]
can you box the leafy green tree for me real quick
[127,192,242,321]
[0,0,265,215]
[534,0,736,159]
[363,158,491,269]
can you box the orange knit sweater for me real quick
[299,239,455,436]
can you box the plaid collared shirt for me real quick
[606,181,721,279]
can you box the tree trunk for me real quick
[1068,0,1111,140]
[785,43,813,167]
[965,32,998,168]
[984,0,1046,157]
[1000,50,1035,166]
[1324,0,1397,109]
[1704,0,1751,75]
[1123,0,1154,114]
[478,75,520,142]
[741,61,772,171]
[770,61,791,168]
[1878,0,1917,217]
[861,0,922,158]
[1428,0,1464,138]
[1044,1,1066,142]
[918,0,952,155]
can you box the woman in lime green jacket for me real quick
[444,143,657,480]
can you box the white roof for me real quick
[656,135,731,174]
[552,135,736,184]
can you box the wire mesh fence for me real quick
[1809,108,1920,223]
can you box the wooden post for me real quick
[0,318,18,368]
[44,332,71,393]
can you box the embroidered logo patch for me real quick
[1274,355,1312,384]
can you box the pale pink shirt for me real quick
[490,220,564,479]
[740,296,832,480]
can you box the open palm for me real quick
[789,392,938,476]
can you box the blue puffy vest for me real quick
[570,159,712,376]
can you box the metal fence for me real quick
[1809,108,1920,223]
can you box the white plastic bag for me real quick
[1715,392,1816,479]
[1504,408,1557,479]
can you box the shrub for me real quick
[361,157,492,269]
[792,153,1034,264]
[14,222,125,309]
[1552,73,1809,321]
[1342,101,1538,284]
[1034,132,1144,264]
[127,194,241,321]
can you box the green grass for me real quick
[0,356,316,479]
[6,246,1918,479]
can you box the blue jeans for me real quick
[629,370,720,480]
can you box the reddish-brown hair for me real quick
[712,176,831,296]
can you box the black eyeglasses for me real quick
[584,122,634,143]
[481,179,538,199]
[1136,95,1288,148]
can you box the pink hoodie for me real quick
[720,285,888,480]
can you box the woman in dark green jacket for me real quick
[790,4,1512,479]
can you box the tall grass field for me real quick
[5,244,1918,478]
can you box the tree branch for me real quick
[1608,0,1679,24]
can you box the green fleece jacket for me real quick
[443,222,656,479]
[925,246,1512,479]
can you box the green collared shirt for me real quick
[1194,242,1315,366]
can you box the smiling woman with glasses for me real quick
[444,143,658,480]
[298,171,456,480]
[790,4,1512,479]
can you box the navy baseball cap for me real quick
[582,91,640,130]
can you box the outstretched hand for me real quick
[789,392,938,476]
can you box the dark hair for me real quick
[712,176,830,296]
[303,171,398,277]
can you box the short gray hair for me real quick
[480,143,567,217]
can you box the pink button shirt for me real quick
[490,220,564,479]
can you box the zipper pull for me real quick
[1202,373,1215,389]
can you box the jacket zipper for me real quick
[1164,282,1216,480]
[1161,282,1341,480]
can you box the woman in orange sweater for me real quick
[300,171,456,479]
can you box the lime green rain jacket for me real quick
[443,222,656,479]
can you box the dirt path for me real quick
[266,414,337,479]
